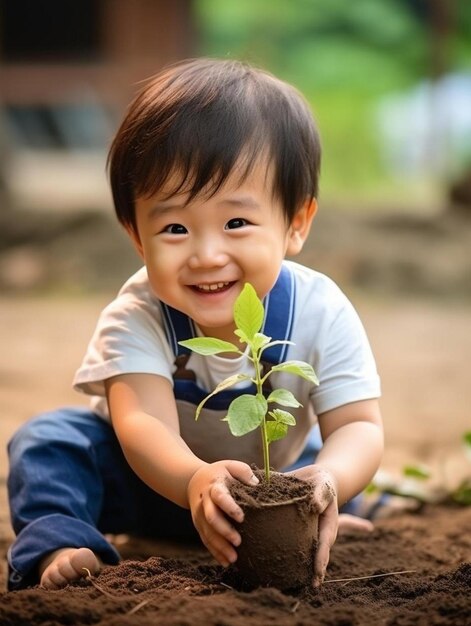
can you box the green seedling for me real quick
[367,430,471,506]
[455,431,471,505]
[179,282,318,482]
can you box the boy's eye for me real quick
[225,218,248,230]
[163,223,187,234]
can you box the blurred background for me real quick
[0,1,469,499]
[0,0,470,294]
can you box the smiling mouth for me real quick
[192,281,234,294]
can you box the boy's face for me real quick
[130,160,316,343]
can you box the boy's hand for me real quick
[187,461,259,567]
[285,464,339,587]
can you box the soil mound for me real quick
[0,505,469,625]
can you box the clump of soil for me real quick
[229,470,315,506]
[228,471,318,590]
[0,506,470,625]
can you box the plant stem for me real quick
[260,415,270,483]
[252,347,270,482]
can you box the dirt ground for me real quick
[0,505,469,626]
[0,208,470,623]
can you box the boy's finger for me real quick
[224,460,259,486]
[207,544,234,568]
[205,486,243,543]
[311,480,336,514]
[313,503,338,587]
[199,522,239,565]
[210,481,244,523]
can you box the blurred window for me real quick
[2,103,113,150]
[0,0,101,62]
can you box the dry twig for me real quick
[126,598,153,616]
[81,568,118,599]
[324,569,416,585]
[219,581,235,590]
[290,600,300,613]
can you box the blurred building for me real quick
[377,73,471,184]
[0,0,195,211]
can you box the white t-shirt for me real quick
[74,260,380,469]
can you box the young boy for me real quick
[7,58,383,591]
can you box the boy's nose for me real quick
[187,237,229,269]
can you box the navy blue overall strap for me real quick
[160,265,296,410]
[161,264,296,364]
[261,264,296,364]
[160,302,197,357]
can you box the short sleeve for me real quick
[73,293,174,398]
[309,296,381,415]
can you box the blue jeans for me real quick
[6,407,344,590]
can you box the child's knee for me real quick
[9,411,72,457]
[8,407,107,455]
[7,409,99,473]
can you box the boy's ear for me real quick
[286,198,318,256]
[125,226,145,260]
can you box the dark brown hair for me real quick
[108,58,321,235]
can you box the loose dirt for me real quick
[0,506,469,625]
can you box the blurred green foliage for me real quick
[195,0,471,208]
[196,0,429,90]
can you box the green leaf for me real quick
[251,333,271,353]
[267,388,302,408]
[194,374,252,420]
[270,360,319,385]
[266,420,288,443]
[260,339,295,354]
[223,393,267,436]
[402,464,431,480]
[464,431,471,461]
[269,409,296,426]
[234,328,250,345]
[233,283,264,342]
[452,478,471,506]
[178,337,239,356]
[365,482,378,495]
